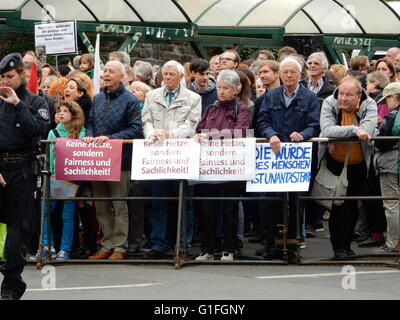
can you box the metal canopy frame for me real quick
[0,0,399,61]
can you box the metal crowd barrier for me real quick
[34,137,400,270]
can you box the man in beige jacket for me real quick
[141,60,201,258]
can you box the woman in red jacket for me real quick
[193,69,249,261]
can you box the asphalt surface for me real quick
[2,221,399,303]
[22,263,400,301]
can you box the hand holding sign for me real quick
[151,129,171,142]
[193,133,207,143]
[269,135,281,154]
[0,87,20,105]
[0,173,6,187]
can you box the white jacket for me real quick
[141,86,201,139]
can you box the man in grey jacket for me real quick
[320,75,377,260]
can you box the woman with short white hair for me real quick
[193,69,249,262]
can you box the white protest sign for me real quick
[246,142,313,192]
[131,139,200,180]
[34,21,77,55]
[198,138,256,181]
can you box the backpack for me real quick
[375,110,398,152]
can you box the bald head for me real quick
[386,47,400,63]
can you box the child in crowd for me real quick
[30,100,86,261]
[79,53,95,79]
[130,81,152,111]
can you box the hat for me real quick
[0,53,23,74]
[377,82,400,103]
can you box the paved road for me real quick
[21,263,400,301]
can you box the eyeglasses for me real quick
[219,57,236,62]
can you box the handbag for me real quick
[311,143,351,210]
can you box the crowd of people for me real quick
[2,45,400,272]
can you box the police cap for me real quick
[0,53,23,75]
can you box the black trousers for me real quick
[197,186,241,254]
[127,180,151,250]
[258,192,302,249]
[329,162,367,252]
[0,165,34,299]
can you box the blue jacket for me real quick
[256,85,320,142]
[86,83,142,170]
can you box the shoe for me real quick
[1,291,17,300]
[358,236,385,248]
[315,224,324,232]
[254,248,264,256]
[143,250,165,259]
[346,249,356,257]
[56,250,70,261]
[220,252,234,261]
[195,253,214,261]
[353,232,367,242]
[332,249,348,260]
[88,250,112,260]
[127,247,140,254]
[322,210,330,221]
[300,242,306,249]
[248,234,264,243]
[306,225,315,238]
[262,247,283,260]
[108,251,126,260]
[372,244,397,254]
[28,246,57,261]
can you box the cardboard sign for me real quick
[131,139,200,180]
[49,177,79,198]
[55,139,122,181]
[34,21,77,55]
[246,142,313,192]
[198,138,256,181]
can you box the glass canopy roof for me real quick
[0,0,398,34]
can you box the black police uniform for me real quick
[0,53,50,300]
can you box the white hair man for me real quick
[386,47,400,64]
[256,55,320,263]
[141,60,201,259]
[83,60,142,260]
[302,52,335,102]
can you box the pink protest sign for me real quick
[55,138,123,181]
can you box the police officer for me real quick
[0,53,50,300]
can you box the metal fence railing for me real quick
[35,137,400,269]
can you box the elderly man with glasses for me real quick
[256,56,320,263]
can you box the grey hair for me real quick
[134,61,153,83]
[109,51,131,66]
[106,60,126,75]
[250,60,262,73]
[162,60,184,76]
[216,69,240,89]
[280,56,302,73]
[308,51,329,70]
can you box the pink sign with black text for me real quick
[55,138,122,181]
